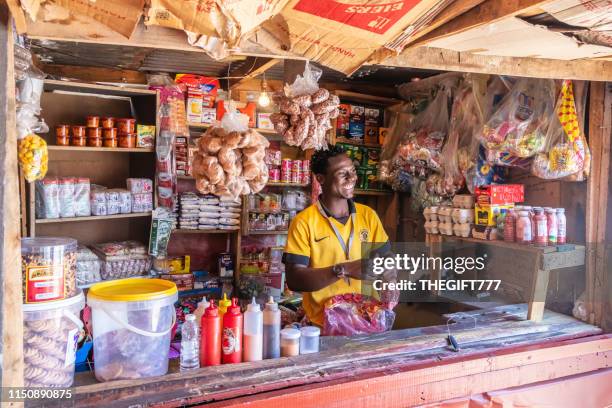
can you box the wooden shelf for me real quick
[266,182,310,188]
[172,228,239,234]
[48,146,155,153]
[333,90,399,106]
[188,123,277,135]
[354,189,392,196]
[36,212,152,224]
[431,234,585,256]
[335,138,382,149]
[44,79,156,97]
[248,230,288,235]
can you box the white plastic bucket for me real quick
[86,278,178,382]
[22,291,85,387]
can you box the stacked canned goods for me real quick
[274,159,310,185]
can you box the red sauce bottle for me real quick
[200,299,221,367]
[222,298,243,364]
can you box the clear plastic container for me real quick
[299,326,320,354]
[23,291,85,387]
[21,237,77,303]
[280,328,300,357]
[87,278,178,381]
[243,297,263,362]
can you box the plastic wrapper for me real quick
[480,78,555,158]
[132,193,153,213]
[35,178,60,219]
[465,146,507,193]
[91,240,150,280]
[127,178,153,194]
[90,187,107,216]
[105,190,121,215]
[18,134,48,182]
[323,294,395,336]
[74,178,91,217]
[532,80,591,180]
[58,178,76,218]
[76,245,101,286]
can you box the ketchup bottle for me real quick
[222,298,243,364]
[200,299,221,367]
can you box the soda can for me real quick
[301,159,310,173]
[268,168,280,183]
[292,159,302,174]
[291,170,301,184]
[281,169,292,183]
[281,158,292,172]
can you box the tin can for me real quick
[291,170,301,184]
[281,159,292,172]
[281,170,291,183]
[269,168,280,183]
[301,172,310,185]
[291,160,302,174]
[301,160,310,173]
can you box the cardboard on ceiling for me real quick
[256,0,448,74]
[427,17,612,60]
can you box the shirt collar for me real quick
[317,195,356,217]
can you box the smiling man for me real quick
[283,145,392,327]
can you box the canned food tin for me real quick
[301,172,310,185]
[301,160,310,173]
[269,168,280,183]
[281,159,292,171]
[291,170,301,184]
[281,170,291,183]
[292,160,302,174]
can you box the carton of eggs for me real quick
[439,221,454,236]
[438,206,453,223]
[451,208,474,224]
[453,223,472,238]
[452,194,474,209]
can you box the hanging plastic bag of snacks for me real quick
[480,78,556,158]
[531,80,591,180]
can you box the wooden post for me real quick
[586,82,610,327]
[0,3,25,392]
[527,268,551,322]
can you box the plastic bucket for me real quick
[23,291,85,387]
[87,278,178,382]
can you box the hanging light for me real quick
[258,74,270,107]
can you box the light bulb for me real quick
[258,91,270,107]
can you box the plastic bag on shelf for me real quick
[283,62,322,98]
[532,80,591,180]
[323,294,395,336]
[480,78,556,158]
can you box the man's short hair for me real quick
[311,145,346,176]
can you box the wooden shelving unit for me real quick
[248,230,289,235]
[188,122,277,135]
[47,146,155,153]
[354,189,392,196]
[335,138,382,149]
[172,228,239,234]
[266,182,310,188]
[35,212,152,224]
[26,80,159,244]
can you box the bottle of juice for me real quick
[243,297,263,362]
[200,300,221,367]
[557,208,567,244]
[546,208,558,245]
[222,298,243,364]
[533,208,548,247]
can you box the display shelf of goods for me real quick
[35,212,152,224]
[48,146,155,153]
[354,189,392,196]
[248,230,289,235]
[266,182,310,187]
[43,79,156,97]
[172,229,239,234]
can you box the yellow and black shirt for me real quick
[283,199,389,326]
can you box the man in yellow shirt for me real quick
[283,145,394,327]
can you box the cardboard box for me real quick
[379,127,390,145]
[336,103,350,138]
[365,126,379,145]
[475,184,524,206]
[257,113,274,130]
[474,204,513,227]
[201,108,216,124]
[349,104,365,140]
[186,88,203,123]
[260,0,448,74]
[365,107,382,127]
[160,273,194,291]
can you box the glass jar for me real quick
[546,208,558,245]
[557,208,567,244]
[533,208,547,246]
[280,328,300,357]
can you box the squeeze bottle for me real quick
[200,299,221,367]
[243,297,263,362]
[218,293,232,340]
[193,296,209,329]
[222,298,243,364]
[263,296,281,359]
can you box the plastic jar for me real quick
[299,326,320,354]
[87,278,178,381]
[101,117,115,129]
[23,291,85,387]
[88,137,103,147]
[21,237,77,303]
[516,211,532,244]
[104,138,118,148]
[103,128,117,139]
[72,125,86,138]
[87,127,102,138]
[56,125,70,146]
[86,115,100,128]
[117,118,136,134]
[119,133,136,148]
[280,328,300,357]
[71,137,87,147]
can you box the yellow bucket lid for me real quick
[88,278,177,302]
